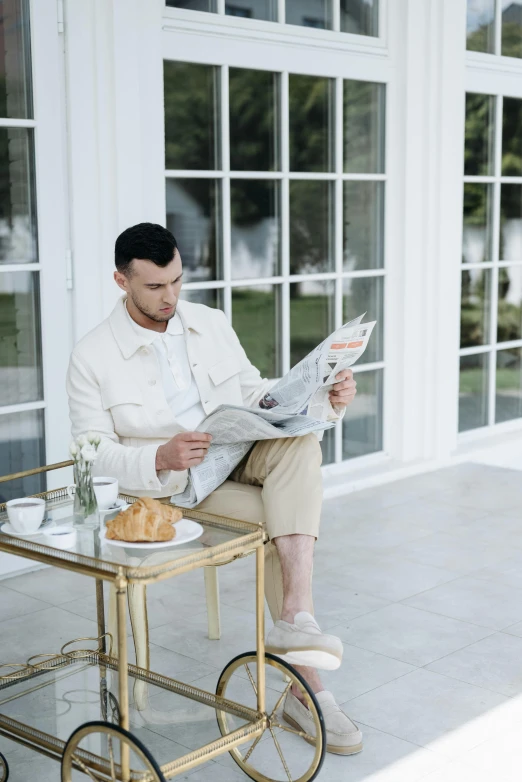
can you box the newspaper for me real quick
[173,314,375,508]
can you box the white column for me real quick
[387,0,467,465]
[64,0,165,341]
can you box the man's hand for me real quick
[156,432,213,472]
[328,369,357,409]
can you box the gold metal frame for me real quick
[0,461,324,781]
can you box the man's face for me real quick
[114,252,183,324]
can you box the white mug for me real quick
[6,498,46,534]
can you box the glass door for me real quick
[0,0,70,504]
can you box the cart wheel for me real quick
[0,751,8,782]
[216,651,325,782]
[61,720,166,782]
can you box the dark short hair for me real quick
[115,223,178,275]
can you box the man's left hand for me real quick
[328,369,357,409]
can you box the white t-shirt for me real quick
[125,304,206,430]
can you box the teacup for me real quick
[66,477,119,511]
[93,477,119,510]
[6,498,46,534]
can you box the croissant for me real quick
[105,497,183,542]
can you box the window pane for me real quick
[496,347,522,422]
[0,128,37,264]
[343,276,384,363]
[502,0,522,58]
[500,184,522,261]
[289,181,334,274]
[286,0,333,29]
[231,180,280,279]
[320,425,335,465]
[344,80,385,174]
[465,93,495,176]
[232,286,281,377]
[340,0,378,36]
[166,0,217,12]
[290,280,334,367]
[166,179,222,282]
[498,265,522,342]
[180,288,224,310]
[0,272,42,406]
[289,75,334,172]
[459,353,489,432]
[229,69,279,171]
[226,0,277,20]
[502,97,522,175]
[463,183,493,264]
[342,369,383,459]
[460,268,491,348]
[0,0,32,119]
[343,181,384,271]
[467,0,496,53]
[0,409,45,503]
[164,62,219,170]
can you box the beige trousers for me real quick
[196,433,323,623]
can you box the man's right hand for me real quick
[156,432,213,472]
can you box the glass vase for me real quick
[72,461,99,530]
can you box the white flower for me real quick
[90,433,101,447]
[80,444,97,463]
[77,434,87,448]
[69,441,79,458]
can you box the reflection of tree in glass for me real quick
[290,182,332,276]
[232,289,279,377]
[290,285,334,366]
[502,3,522,58]
[229,68,278,171]
[289,74,333,172]
[166,179,219,280]
[502,97,522,175]
[344,80,384,173]
[460,269,489,347]
[464,93,494,176]
[164,61,219,171]
[497,267,522,342]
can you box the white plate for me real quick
[99,518,203,549]
[98,499,130,515]
[0,521,55,538]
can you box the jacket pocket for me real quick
[208,356,240,386]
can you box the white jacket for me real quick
[67,297,342,498]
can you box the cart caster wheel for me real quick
[0,751,8,782]
[216,651,325,782]
[61,720,166,782]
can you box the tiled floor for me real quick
[2,462,522,781]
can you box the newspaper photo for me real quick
[174,314,376,508]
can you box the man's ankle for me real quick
[280,606,312,623]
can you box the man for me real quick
[67,223,362,755]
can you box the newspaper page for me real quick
[173,314,375,508]
[175,408,334,507]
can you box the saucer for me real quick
[0,521,55,538]
[98,499,129,515]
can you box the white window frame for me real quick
[0,0,71,468]
[161,6,391,466]
[460,10,522,443]
[162,0,388,48]
[0,0,71,574]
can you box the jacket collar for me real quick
[109,296,202,359]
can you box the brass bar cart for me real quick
[0,463,326,782]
